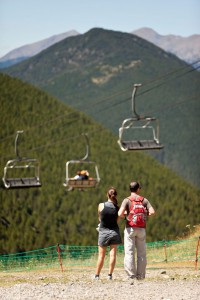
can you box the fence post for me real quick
[195,236,200,270]
[57,244,64,272]
[163,242,167,263]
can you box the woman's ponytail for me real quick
[107,187,118,206]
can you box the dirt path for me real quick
[0,267,199,300]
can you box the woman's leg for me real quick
[108,245,117,275]
[95,246,107,276]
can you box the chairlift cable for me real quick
[0,92,198,160]
[2,94,197,159]
[0,129,100,161]
[0,60,199,144]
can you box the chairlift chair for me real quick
[2,131,41,189]
[118,84,164,151]
[63,134,100,190]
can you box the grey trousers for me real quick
[124,227,146,279]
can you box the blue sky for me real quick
[0,0,199,57]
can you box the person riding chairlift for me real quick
[80,170,89,180]
[73,170,89,180]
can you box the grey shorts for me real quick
[98,227,122,247]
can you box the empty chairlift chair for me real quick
[2,131,41,189]
[63,134,100,191]
[118,84,164,151]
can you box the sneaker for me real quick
[94,275,100,280]
[108,274,112,280]
[136,276,144,281]
[128,275,135,285]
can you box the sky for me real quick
[0,0,199,58]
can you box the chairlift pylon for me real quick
[2,131,42,189]
[118,83,164,151]
[63,133,100,191]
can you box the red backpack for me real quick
[127,195,147,228]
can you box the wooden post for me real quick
[57,244,64,272]
[164,243,167,263]
[195,236,200,270]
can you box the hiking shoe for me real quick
[128,275,135,285]
[129,275,136,279]
[136,276,144,281]
[108,274,112,280]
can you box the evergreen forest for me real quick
[0,73,199,254]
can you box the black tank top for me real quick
[100,201,119,229]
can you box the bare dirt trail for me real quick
[0,267,199,300]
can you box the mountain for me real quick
[0,30,79,69]
[132,27,200,69]
[0,73,199,253]
[2,28,200,188]
[1,27,199,70]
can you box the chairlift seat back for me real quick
[3,177,41,189]
[2,158,41,189]
[118,84,164,152]
[65,179,98,188]
[119,140,164,151]
[118,117,163,151]
[64,159,100,190]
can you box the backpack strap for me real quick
[128,195,144,202]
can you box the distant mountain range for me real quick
[132,27,200,69]
[0,27,199,69]
[0,30,79,68]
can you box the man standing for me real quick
[118,181,155,280]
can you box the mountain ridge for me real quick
[0,27,199,69]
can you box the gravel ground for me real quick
[0,267,199,300]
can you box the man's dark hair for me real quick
[129,181,140,192]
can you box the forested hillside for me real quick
[3,28,200,188]
[0,73,199,254]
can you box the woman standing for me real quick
[95,187,122,280]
